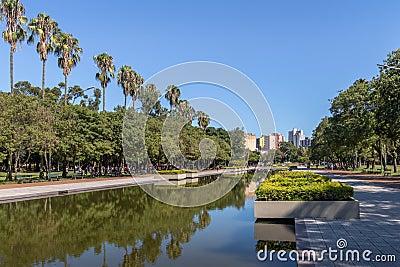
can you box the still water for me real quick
[0,174,297,267]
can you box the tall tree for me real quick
[27,13,60,99]
[129,71,143,109]
[165,85,181,111]
[177,100,196,123]
[94,53,115,112]
[117,65,142,109]
[53,32,82,105]
[0,0,27,94]
[138,83,161,115]
[197,111,210,131]
[375,49,400,173]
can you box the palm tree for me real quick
[178,100,196,123]
[165,85,181,111]
[0,0,27,94]
[117,65,143,109]
[53,32,82,105]
[129,71,143,109]
[27,13,60,99]
[94,52,115,112]
[197,111,210,130]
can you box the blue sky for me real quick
[1,0,400,138]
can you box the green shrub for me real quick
[157,170,186,175]
[256,171,354,201]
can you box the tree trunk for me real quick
[10,48,14,94]
[40,153,44,180]
[42,60,46,100]
[383,144,388,171]
[62,156,67,178]
[6,152,12,181]
[64,75,68,105]
[103,86,106,112]
[44,149,49,180]
[393,141,398,173]
[14,150,21,180]
[124,95,127,109]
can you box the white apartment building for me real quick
[288,128,305,148]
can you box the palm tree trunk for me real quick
[64,75,68,105]
[10,48,14,94]
[103,86,106,112]
[42,60,46,100]
[124,95,127,109]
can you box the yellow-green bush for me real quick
[256,171,354,201]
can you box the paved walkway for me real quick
[296,172,400,267]
[0,176,160,204]
[0,168,248,203]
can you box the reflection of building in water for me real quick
[245,181,257,198]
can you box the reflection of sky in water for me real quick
[152,199,296,267]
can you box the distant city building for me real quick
[245,133,257,151]
[256,133,285,151]
[256,135,266,151]
[300,137,312,148]
[288,128,305,148]
[273,133,285,149]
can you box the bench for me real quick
[384,170,392,176]
[72,173,85,179]
[47,174,60,181]
[16,175,34,184]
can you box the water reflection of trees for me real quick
[0,175,250,267]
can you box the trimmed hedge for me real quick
[256,171,354,201]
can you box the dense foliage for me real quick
[0,1,250,180]
[255,171,354,201]
[0,90,246,180]
[311,49,400,172]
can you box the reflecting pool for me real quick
[0,174,296,267]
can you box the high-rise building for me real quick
[258,133,285,150]
[245,133,257,151]
[288,128,305,148]
[300,137,312,148]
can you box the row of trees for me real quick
[0,81,247,180]
[0,0,146,111]
[310,49,400,172]
[275,141,310,164]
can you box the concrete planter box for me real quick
[154,179,187,186]
[186,178,199,184]
[254,198,360,219]
[186,173,198,178]
[159,173,186,180]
